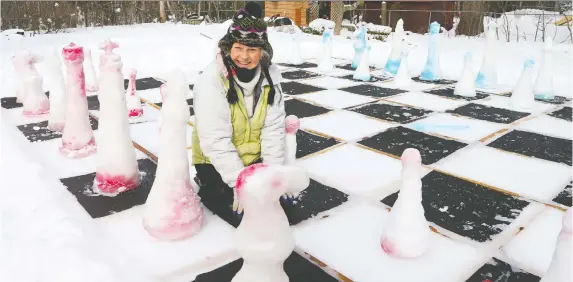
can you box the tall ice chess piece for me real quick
[540,208,572,282]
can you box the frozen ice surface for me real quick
[501,208,564,276]
[293,204,489,282]
[516,115,573,140]
[299,76,362,90]
[475,95,556,114]
[406,113,507,142]
[433,145,572,202]
[384,91,470,112]
[296,89,377,110]
[300,110,395,141]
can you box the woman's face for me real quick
[230,42,262,69]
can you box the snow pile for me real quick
[365,23,392,34]
[484,9,572,43]
[309,19,335,30]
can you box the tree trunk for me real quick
[159,1,166,23]
[457,1,486,36]
[331,0,343,35]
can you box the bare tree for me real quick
[159,1,166,23]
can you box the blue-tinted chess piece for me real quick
[420,22,441,81]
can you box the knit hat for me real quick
[218,2,276,105]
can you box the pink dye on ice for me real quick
[47,122,65,133]
[100,39,119,54]
[62,43,87,95]
[128,69,137,96]
[62,43,84,61]
[94,172,140,194]
[62,136,96,150]
[128,108,143,118]
[160,84,167,101]
[271,177,283,189]
[23,102,50,116]
[381,238,395,255]
[59,137,96,158]
[235,163,268,197]
[285,115,300,134]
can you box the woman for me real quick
[192,2,293,227]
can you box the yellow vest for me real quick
[192,77,270,166]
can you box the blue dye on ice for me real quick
[384,59,401,75]
[475,72,488,88]
[352,27,369,68]
[420,22,441,81]
[321,30,332,44]
[412,124,470,131]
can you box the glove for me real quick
[232,188,243,215]
[281,192,296,205]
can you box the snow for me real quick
[129,120,193,156]
[308,19,335,30]
[501,208,564,276]
[384,92,470,112]
[516,114,573,140]
[474,94,556,114]
[433,145,572,202]
[300,110,395,141]
[298,76,361,90]
[296,89,377,110]
[293,204,489,282]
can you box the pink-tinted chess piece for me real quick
[125,68,144,120]
[12,50,50,116]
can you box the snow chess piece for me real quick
[475,27,498,89]
[93,48,141,196]
[143,70,203,241]
[12,50,49,116]
[289,33,304,65]
[83,47,99,92]
[231,163,310,282]
[125,68,144,121]
[384,18,405,75]
[45,49,68,132]
[352,23,369,69]
[420,22,442,81]
[353,40,372,81]
[11,50,39,104]
[509,60,536,110]
[533,37,555,100]
[381,148,430,259]
[98,39,119,66]
[284,115,299,165]
[454,52,477,97]
[540,208,572,282]
[59,43,97,158]
[317,27,335,72]
[393,48,413,88]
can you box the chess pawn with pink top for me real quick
[540,208,572,282]
[231,163,310,282]
[143,69,203,241]
[83,47,98,92]
[93,47,141,196]
[284,115,300,165]
[125,68,144,121]
[380,148,430,259]
[44,49,68,132]
[59,43,97,158]
[12,50,50,116]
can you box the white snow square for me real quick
[296,90,377,110]
[304,67,355,77]
[129,121,193,156]
[433,145,572,202]
[90,104,160,123]
[375,80,439,92]
[475,85,513,95]
[500,208,565,277]
[301,110,395,141]
[298,144,405,196]
[293,204,488,282]
[95,205,239,280]
[474,95,556,114]
[406,113,507,142]
[300,76,361,90]
[138,88,162,103]
[384,91,470,112]
[28,131,148,179]
[516,115,573,140]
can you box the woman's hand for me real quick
[233,188,244,215]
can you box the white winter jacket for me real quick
[193,59,286,188]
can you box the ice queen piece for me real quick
[540,208,572,282]
[83,47,98,92]
[454,52,477,97]
[125,68,144,121]
[352,23,369,68]
[45,49,68,132]
[380,148,430,259]
[231,163,310,282]
[475,26,498,89]
[59,43,97,158]
[93,48,141,196]
[509,60,536,110]
[533,37,555,100]
[143,70,203,241]
[384,19,405,75]
[317,26,335,72]
[420,22,442,81]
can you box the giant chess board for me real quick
[2,58,571,282]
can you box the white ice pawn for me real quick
[454,52,477,97]
[231,163,309,282]
[317,35,334,72]
[22,72,50,116]
[393,49,413,88]
[289,34,304,65]
[125,68,144,121]
[384,19,405,75]
[533,37,555,100]
[59,43,97,158]
[509,60,536,110]
[475,27,498,89]
[83,47,98,92]
[44,49,68,132]
[12,50,42,103]
[93,50,141,196]
[353,47,371,81]
[284,115,300,165]
[540,208,572,282]
[381,148,430,259]
[143,70,203,241]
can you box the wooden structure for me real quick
[363,1,455,33]
[264,1,309,26]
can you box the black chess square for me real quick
[59,158,157,219]
[488,130,572,166]
[123,77,164,91]
[532,95,572,105]
[553,181,572,207]
[189,106,194,116]
[281,70,321,80]
[547,106,572,122]
[424,87,489,101]
[87,95,100,111]
[359,126,467,165]
[465,258,540,282]
[193,251,338,282]
[349,102,432,123]
[381,171,531,242]
[339,84,407,98]
[189,84,194,90]
[281,81,326,95]
[17,117,99,143]
[336,63,376,71]
[187,98,193,106]
[1,91,50,109]
[339,74,381,83]
[412,77,457,85]
[278,62,318,69]
[296,130,340,159]
[447,103,530,124]
[285,99,330,119]
[285,179,349,225]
